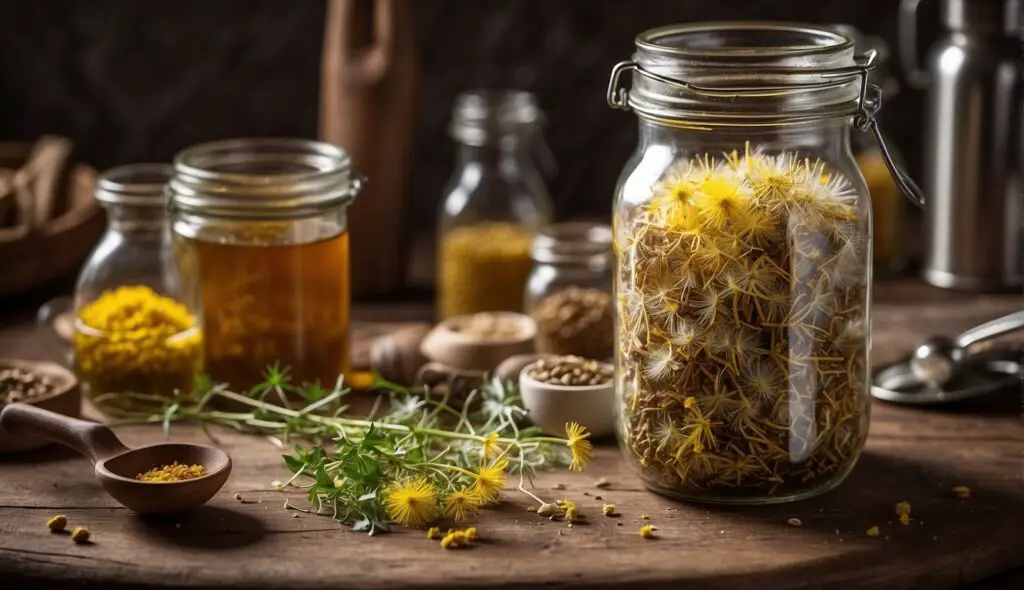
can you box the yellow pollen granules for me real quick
[895,501,911,526]
[951,485,971,499]
[73,285,202,409]
[640,513,650,520]
[603,504,616,516]
[136,462,206,482]
[639,524,656,539]
[70,527,90,544]
[440,527,477,550]
[426,527,442,540]
[46,514,67,532]
[866,526,880,537]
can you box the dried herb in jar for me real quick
[616,145,869,500]
[74,285,202,410]
[438,222,535,319]
[531,286,614,360]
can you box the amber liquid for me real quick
[186,232,350,392]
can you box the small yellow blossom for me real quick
[46,515,67,532]
[951,485,971,499]
[480,431,501,461]
[70,527,90,544]
[426,527,442,540]
[470,458,508,504]
[558,498,578,522]
[443,488,483,523]
[639,524,656,539]
[602,504,616,516]
[895,501,911,526]
[565,422,593,472]
[384,477,438,528]
[866,526,880,538]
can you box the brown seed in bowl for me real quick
[527,356,612,387]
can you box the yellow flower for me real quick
[443,488,483,522]
[565,422,593,472]
[692,174,753,231]
[384,477,439,528]
[470,458,508,504]
[639,524,656,539]
[481,431,501,461]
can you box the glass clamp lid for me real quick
[605,21,925,207]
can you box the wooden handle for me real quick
[0,404,128,463]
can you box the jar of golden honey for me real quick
[71,164,202,412]
[168,139,362,392]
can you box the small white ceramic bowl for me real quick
[518,360,615,438]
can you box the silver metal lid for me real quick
[168,138,360,219]
[95,163,174,208]
[449,89,545,146]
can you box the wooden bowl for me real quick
[0,140,104,299]
[419,312,537,372]
[0,359,81,454]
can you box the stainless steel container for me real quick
[901,0,1024,291]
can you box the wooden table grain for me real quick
[0,279,1021,590]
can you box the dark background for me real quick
[0,0,932,284]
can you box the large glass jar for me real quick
[437,89,554,320]
[607,23,920,504]
[72,164,202,412]
[525,222,615,360]
[169,139,361,392]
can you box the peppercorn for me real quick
[527,356,613,386]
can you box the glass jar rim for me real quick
[168,138,361,219]
[449,89,545,146]
[614,21,869,127]
[636,22,854,62]
[95,163,174,208]
[531,222,612,265]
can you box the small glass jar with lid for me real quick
[71,164,202,412]
[169,138,362,392]
[525,222,615,361]
[607,22,922,504]
[437,89,554,320]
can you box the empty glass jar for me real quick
[72,164,201,412]
[436,90,554,320]
[169,138,361,392]
[608,22,920,504]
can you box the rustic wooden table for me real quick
[0,279,1022,590]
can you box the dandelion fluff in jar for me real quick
[607,22,919,504]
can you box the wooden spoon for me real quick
[0,404,231,515]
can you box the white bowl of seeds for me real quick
[519,355,615,438]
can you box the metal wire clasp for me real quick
[606,51,926,207]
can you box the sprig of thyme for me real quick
[94,364,589,534]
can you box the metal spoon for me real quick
[910,311,1024,388]
[0,404,231,514]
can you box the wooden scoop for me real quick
[0,404,231,515]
